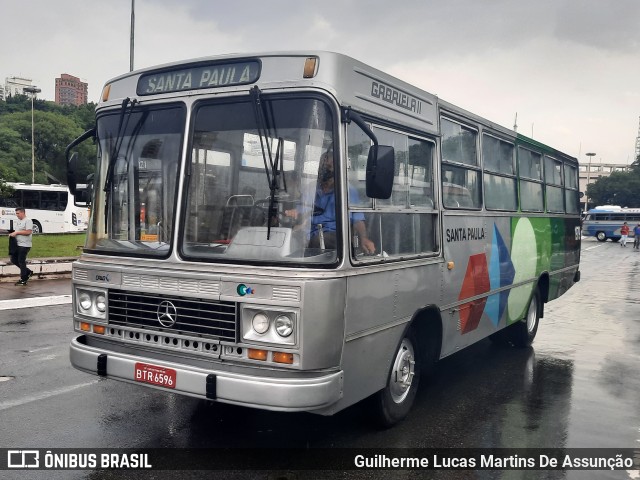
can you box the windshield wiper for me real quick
[104,98,137,194]
[102,98,137,230]
[250,86,284,239]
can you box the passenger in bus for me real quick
[284,150,375,254]
[620,222,629,247]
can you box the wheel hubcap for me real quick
[389,338,415,403]
[526,296,537,334]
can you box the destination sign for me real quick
[137,60,261,95]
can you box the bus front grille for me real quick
[108,290,237,342]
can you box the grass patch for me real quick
[0,233,86,258]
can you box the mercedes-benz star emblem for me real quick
[157,300,178,328]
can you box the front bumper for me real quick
[70,335,343,412]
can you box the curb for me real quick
[0,258,75,282]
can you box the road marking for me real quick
[0,380,99,411]
[584,244,605,251]
[0,295,71,311]
[27,346,56,353]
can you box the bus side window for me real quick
[346,122,372,208]
[365,212,437,257]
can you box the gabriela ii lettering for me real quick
[137,61,260,95]
[371,81,422,113]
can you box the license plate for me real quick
[134,362,176,389]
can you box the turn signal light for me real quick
[248,349,268,361]
[93,325,106,335]
[273,352,294,364]
[80,322,91,332]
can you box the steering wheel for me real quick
[254,198,306,228]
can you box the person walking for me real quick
[633,223,640,250]
[9,207,34,286]
[620,221,630,247]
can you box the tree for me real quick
[0,97,97,184]
[586,170,640,207]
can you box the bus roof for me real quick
[588,206,640,213]
[100,50,576,164]
[5,182,69,191]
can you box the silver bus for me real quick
[66,52,581,426]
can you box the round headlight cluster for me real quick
[76,289,107,318]
[250,311,294,338]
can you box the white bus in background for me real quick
[0,183,88,233]
[581,206,640,242]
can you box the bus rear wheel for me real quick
[371,328,421,428]
[596,231,607,242]
[506,288,540,348]
[32,220,42,234]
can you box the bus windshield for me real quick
[86,104,185,256]
[181,96,338,265]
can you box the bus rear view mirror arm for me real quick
[341,108,395,199]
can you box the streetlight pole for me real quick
[585,152,596,212]
[130,0,135,71]
[23,86,41,184]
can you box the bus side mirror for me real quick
[366,145,395,199]
[68,153,92,207]
[68,152,79,196]
[66,128,95,207]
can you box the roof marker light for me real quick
[101,84,111,102]
[303,57,318,78]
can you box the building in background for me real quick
[55,73,88,106]
[2,76,34,99]
[579,162,631,212]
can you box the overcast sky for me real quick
[2,0,639,164]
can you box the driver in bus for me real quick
[285,149,375,254]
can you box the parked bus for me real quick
[66,52,581,425]
[581,206,640,242]
[0,183,88,233]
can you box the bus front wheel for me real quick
[596,231,607,242]
[32,220,42,234]
[372,328,421,427]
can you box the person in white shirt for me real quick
[9,207,33,286]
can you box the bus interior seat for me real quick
[218,195,258,240]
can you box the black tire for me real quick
[596,231,607,242]
[32,220,42,234]
[506,288,540,348]
[371,328,421,428]
[488,329,509,346]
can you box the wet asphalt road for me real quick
[0,237,639,480]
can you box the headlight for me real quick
[241,305,297,346]
[252,312,270,334]
[274,315,293,337]
[95,294,106,312]
[78,293,92,311]
[75,287,107,321]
